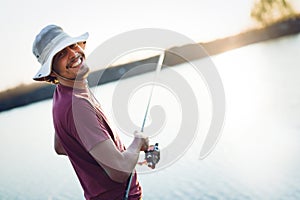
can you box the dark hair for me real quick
[44,75,59,84]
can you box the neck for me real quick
[52,70,88,89]
[58,78,88,89]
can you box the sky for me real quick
[0,0,299,91]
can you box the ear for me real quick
[78,41,86,50]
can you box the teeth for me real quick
[71,58,82,68]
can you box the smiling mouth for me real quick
[67,55,83,69]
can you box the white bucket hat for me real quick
[32,25,89,82]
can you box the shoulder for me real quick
[72,94,94,110]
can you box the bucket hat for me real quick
[32,25,89,81]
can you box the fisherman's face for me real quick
[52,42,89,80]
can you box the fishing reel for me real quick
[138,143,160,169]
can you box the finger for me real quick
[133,130,139,136]
[142,144,149,152]
[134,131,143,138]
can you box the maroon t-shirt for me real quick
[52,84,142,200]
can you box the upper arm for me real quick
[90,139,124,170]
[72,99,110,151]
[72,98,136,182]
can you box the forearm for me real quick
[95,139,140,171]
[107,149,140,182]
[108,138,143,182]
[90,136,146,183]
[120,137,143,171]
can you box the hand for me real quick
[133,131,149,152]
[137,143,160,169]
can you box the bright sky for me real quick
[0,0,299,91]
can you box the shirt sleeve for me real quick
[71,98,110,151]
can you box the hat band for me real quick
[38,32,68,64]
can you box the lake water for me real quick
[1,34,300,200]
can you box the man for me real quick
[32,25,149,200]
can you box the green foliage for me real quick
[251,0,296,26]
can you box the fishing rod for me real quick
[123,52,164,200]
[141,51,165,132]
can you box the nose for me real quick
[66,46,77,58]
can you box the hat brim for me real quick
[33,32,89,81]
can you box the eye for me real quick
[70,43,78,49]
[57,50,66,58]
[54,49,67,60]
[77,41,86,49]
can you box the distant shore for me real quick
[1,17,300,112]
